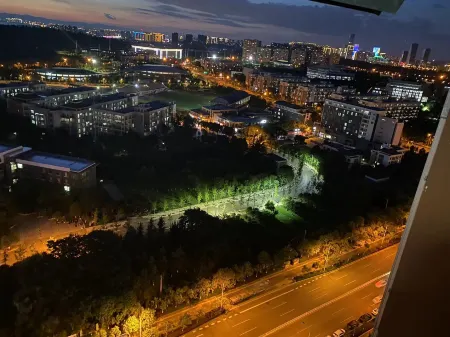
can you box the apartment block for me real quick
[0,144,96,190]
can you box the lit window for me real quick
[17,163,23,169]
[64,185,71,192]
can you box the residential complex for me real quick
[273,101,311,123]
[307,66,355,81]
[0,144,96,190]
[6,86,175,137]
[386,80,423,102]
[321,96,404,148]
[370,147,406,167]
[0,82,46,98]
[242,39,262,62]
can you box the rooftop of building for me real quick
[388,79,423,87]
[203,104,237,111]
[0,144,16,153]
[118,101,172,113]
[13,86,97,101]
[325,96,386,111]
[212,90,250,105]
[275,101,302,110]
[372,147,405,156]
[35,67,99,75]
[61,93,127,110]
[322,140,363,157]
[127,64,188,75]
[0,82,29,88]
[17,151,96,172]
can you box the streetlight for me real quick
[213,54,217,59]
[92,59,97,65]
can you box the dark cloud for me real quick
[136,8,193,20]
[433,3,446,9]
[139,0,449,58]
[51,0,71,4]
[104,13,116,20]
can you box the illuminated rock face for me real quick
[374,94,450,337]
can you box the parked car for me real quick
[375,279,387,288]
[372,308,379,316]
[373,295,383,304]
[359,313,373,323]
[346,320,360,330]
[332,329,346,337]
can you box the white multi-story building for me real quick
[322,97,403,146]
[307,66,355,81]
[370,147,406,167]
[386,80,423,102]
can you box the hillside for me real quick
[0,25,130,62]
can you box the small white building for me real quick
[370,147,406,167]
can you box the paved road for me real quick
[182,245,397,337]
[269,275,385,337]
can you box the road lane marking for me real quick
[371,268,380,274]
[334,274,347,280]
[314,334,320,337]
[199,328,203,331]
[297,325,312,334]
[229,315,233,318]
[258,272,390,337]
[193,330,196,333]
[314,293,328,300]
[362,263,371,268]
[280,309,295,317]
[332,308,345,315]
[361,293,373,300]
[205,325,209,328]
[232,319,251,328]
[340,316,352,324]
[217,320,221,323]
[308,287,320,293]
[195,334,203,337]
[240,288,295,313]
[234,314,238,316]
[240,327,257,336]
[211,322,215,326]
[344,280,356,286]
[272,302,287,309]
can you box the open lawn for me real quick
[275,206,302,224]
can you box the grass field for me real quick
[275,206,302,224]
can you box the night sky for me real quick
[3,0,450,59]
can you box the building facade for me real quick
[386,80,423,102]
[242,39,262,62]
[307,66,355,81]
[273,101,311,123]
[370,147,405,167]
[322,98,403,146]
[1,144,96,190]
[407,43,419,64]
[0,82,46,98]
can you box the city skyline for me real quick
[2,0,450,59]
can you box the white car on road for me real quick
[373,295,383,304]
[332,329,346,337]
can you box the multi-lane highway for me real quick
[183,245,397,337]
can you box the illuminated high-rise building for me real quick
[348,33,355,45]
[243,39,262,62]
[171,32,179,45]
[407,43,419,64]
[422,48,431,64]
[400,50,408,63]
